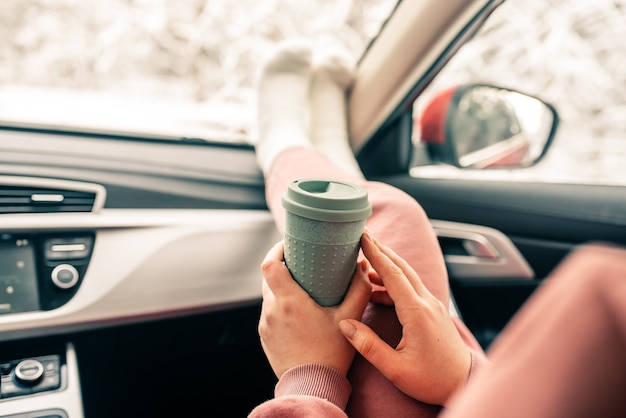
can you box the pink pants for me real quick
[266,148,485,417]
[442,243,626,418]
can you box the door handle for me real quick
[431,220,534,280]
[458,234,499,260]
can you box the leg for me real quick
[310,48,364,179]
[257,42,483,417]
[254,40,313,175]
[261,45,448,304]
[443,244,626,418]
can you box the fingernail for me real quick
[339,319,357,339]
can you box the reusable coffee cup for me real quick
[281,179,372,306]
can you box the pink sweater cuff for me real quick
[275,364,352,410]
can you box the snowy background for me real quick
[0,0,395,140]
[0,0,624,185]
[419,0,626,185]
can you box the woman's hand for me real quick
[258,241,372,378]
[339,231,471,405]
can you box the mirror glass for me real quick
[449,86,556,168]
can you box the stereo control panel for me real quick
[0,343,81,418]
[0,355,62,399]
[0,233,95,315]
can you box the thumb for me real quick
[339,319,395,370]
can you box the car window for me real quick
[412,0,626,186]
[0,0,397,143]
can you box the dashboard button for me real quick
[14,359,44,385]
[50,264,79,289]
[44,237,93,261]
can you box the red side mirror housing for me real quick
[417,84,559,169]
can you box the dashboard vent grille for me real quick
[0,186,97,214]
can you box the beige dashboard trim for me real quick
[0,209,280,342]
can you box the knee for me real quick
[367,183,428,223]
[555,243,626,289]
[566,243,625,270]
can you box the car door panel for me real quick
[376,175,626,348]
[382,177,626,243]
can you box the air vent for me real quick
[0,186,98,214]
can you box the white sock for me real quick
[310,48,364,179]
[254,40,313,175]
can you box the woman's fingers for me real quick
[262,240,371,312]
[370,289,394,306]
[361,231,427,304]
[339,260,373,314]
[370,232,430,296]
[260,240,285,277]
[261,240,308,299]
[339,319,397,373]
[367,266,384,286]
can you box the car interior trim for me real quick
[432,220,535,279]
[0,176,106,214]
[350,0,496,151]
[0,209,280,342]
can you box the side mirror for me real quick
[418,84,559,168]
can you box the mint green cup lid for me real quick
[282,179,372,222]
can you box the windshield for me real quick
[0,0,397,142]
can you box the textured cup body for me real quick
[281,179,371,307]
[284,212,364,306]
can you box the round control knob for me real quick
[14,359,44,385]
[51,264,79,289]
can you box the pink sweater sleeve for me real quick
[248,353,489,417]
[248,364,351,417]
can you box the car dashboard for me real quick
[0,128,279,417]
